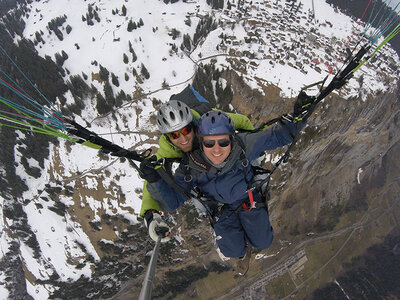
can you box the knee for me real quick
[253,226,274,250]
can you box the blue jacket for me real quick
[151,121,303,210]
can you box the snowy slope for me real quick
[0,0,399,298]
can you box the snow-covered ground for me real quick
[0,0,399,298]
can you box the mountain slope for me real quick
[0,0,399,299]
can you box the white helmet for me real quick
[156,100,193,134]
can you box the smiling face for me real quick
[169,129,195,152]
[202,134,231,165]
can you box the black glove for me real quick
[139,155,161,183]
[293,91,316,121]
[144,210,171,243]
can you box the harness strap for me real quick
[242,190,254,211]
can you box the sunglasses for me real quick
[167,124,193,140]
[202,138,231,148]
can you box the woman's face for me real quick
[202,134,231,165]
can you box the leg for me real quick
[239,206,274,250]
[213,210,247,258]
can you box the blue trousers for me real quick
[213,206,274,258]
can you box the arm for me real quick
[242,120,305,161]
[139,135,184,218]
[152,168,189,210]
[140,181,161,217]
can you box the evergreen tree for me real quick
[138,18,144,27]
[111,73,120,87]
[140,63,150,79]
[123,53,129,64]
[61,50,68,60]
[183,33,191,51]
[124,73,129,81]
[103,81,115,106]
[127,20,134,32]
[192,63,217,106]
[122,5,127,16]
[170,28,181,40]
[55,52,65,66]
[171,43,178,54]
[99,65,109,81]
[115,90,127,107]
[132,67,138,77]
[66,24,72,34]
[193,15,217,47]
[222,84,234,103]
[96,93,111,114]
[54,50,69,66]
[86,16,94,26]
[93,10,100,22]
[216,81,224,99]
[131,49,137,62]
[54,29,63,41]
[88,4,94,19]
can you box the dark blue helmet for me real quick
[197,111,235,136]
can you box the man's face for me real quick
[168,124,195,153]
[202,134,231,165]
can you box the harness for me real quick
[181,136,269,226]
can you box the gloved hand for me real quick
[293,91,316,121]
[139,155,161,183]
[144,210,171,243]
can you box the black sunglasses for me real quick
[202,138,231,148]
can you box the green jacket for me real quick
[139,110,254,217]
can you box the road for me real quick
[220,183,400,300]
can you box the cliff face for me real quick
[277,89,400,236]
[1,0,400,299]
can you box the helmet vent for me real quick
[162,117,169,126]
[179,110,184,119]
[169,111,175,120]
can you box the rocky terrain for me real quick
[0,0,399,299]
